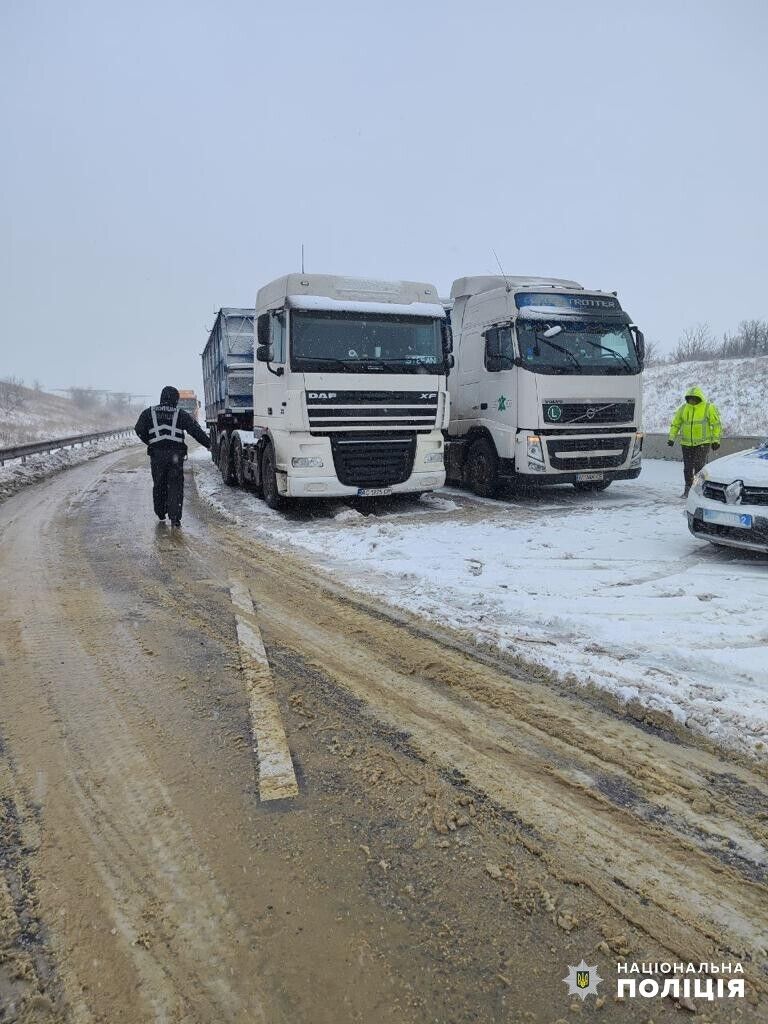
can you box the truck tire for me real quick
[573,480,611,492]
[233,437,249,489]
[260,444,284,510]
[465,436,500,498]
[218,436,236,486]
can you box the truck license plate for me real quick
[576,472,603,482]
[357,487,392,497]
[702,509,753,529]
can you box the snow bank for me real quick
[644,356,768,436]
[191,453,768,761]
[0,436,140,502]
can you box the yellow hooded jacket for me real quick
[668,386,722,447]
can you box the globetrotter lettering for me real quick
[616,962,746,1000]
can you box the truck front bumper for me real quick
[284,469,445,498]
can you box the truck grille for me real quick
[542,400,635,426]
[307,390,438,433]
[546,436,631,470]
[330,436,416,487]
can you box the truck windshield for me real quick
[516,321,640,375]
[291,311,444,373]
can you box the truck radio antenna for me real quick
[301,243,305,275]
[492,249,512,293]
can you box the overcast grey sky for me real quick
[1,0,766,400]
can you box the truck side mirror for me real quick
[634,328,645,364]
[256,344,274,363]
[445,353,455,370]
[256,314,270,347]
[441,320,453,354]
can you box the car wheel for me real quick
[465,437,499,497]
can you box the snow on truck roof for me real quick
[256,274,441,313]
[450,275,583,299]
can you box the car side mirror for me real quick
[256,344,273,363]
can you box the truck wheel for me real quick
[260,444,284,510]
[218,436,236,486]
[233,438,249,489]
[465,437,499,497]
[573,480,611,492]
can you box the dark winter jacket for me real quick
[135,404,211,455]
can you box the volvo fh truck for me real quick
[202,275,451,508]
[444,276,645,496]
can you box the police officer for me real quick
[667,385,722,498]
[135,386,210,526]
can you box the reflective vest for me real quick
[668,399,722,447]
[148,407,185,445]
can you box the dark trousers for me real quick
[682,444,710,490]
[150,449,185,521]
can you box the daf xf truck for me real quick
[444,276,645,496]
[202,275,452,508]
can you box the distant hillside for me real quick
[643,356,768,437]
[0,383,139,446]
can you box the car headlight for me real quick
[691,468,708,495]
[291,457,324,468]
[424,451,444,464]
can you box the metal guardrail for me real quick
[0,427,136,466]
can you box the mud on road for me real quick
[0,448,766,1023]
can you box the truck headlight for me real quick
[527,435,544,462]
[631,433,643,465]
[424,451,444,464]
[291,457,324,468]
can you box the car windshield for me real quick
[517,320,640,375]
[291,310,444,373]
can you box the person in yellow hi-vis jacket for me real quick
[667,385,722,497]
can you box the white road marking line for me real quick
[229,579,298,802]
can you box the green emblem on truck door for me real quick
[546,404,562,421]
[497,395,507,412]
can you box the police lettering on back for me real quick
[134,386,211,528]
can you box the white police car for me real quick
[686,441,768,554]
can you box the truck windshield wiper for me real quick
[296,357,362,371]
[535,335,583,370]
[578,337,633,371]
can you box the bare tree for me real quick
[0,376,26,414]
[643,339,663,366]
[671,323,717,363]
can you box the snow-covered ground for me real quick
[643,355,768,436]
[0,434,139,502]
[192,451,768,760]
[0,383,138,447]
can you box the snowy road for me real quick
[192,453,768,760]
[1,448,767,1022]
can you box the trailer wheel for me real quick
[218,436,236,486]
[260,444,284,510]
[573,480,611,492]
[465,436,499,497]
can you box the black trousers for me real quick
[682,444,710,489]
[150,449,185,521]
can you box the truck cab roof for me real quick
[256,274,442,314]
[450,275,583,299]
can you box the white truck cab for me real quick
[444,276,645,496]
[223,274,451,507]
